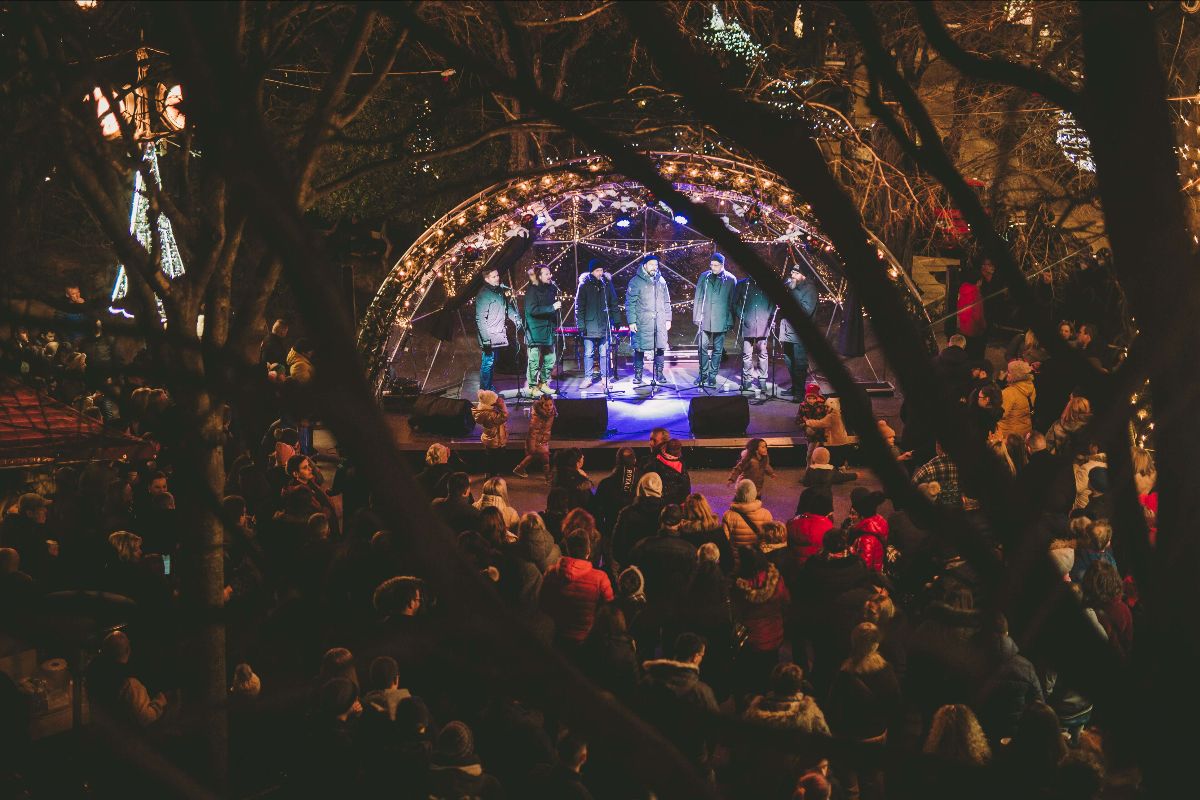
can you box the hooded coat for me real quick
[472,403,508,448]
[733,277,775,339]
[744,690,830,734]
[286,348,314,383]
[611,496,665,570]
[976,635,1044,742]
[475,283,521,348]
[850,515,889,573]
[625,266,671,351]
[693,269,737,333]
[637,659,719,767]
[525,400,556,455]
[722,498,774,550]
[732,563,790,652]
[996,372,1036,440]
[644,453,692,506]
[787,513,832,569]
[539,556,613,642]
[574,273,619,339]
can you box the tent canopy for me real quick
[0,378,156,469]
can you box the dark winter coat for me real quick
[628,532,696,608]
[976,635,1043,742]
[908,601,985,716]
[593,467,638,535]
[475,284,521,348]
[692,269,737,333]
[523,281,559,347]
[827,661,901,740]
[733,278,775,339]
[934,345,972,401]
[610,497,665,571]
[778,279,819,344]
[574,273,618,339]
[644,454,692,506]
[625,266,671,351]
[637,659,719,767]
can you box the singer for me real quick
[733,273,774,393]
[474,267,522,392]
[625,253,671,385]
[693,252,736,388]
[574,259,619,388]
[522,264,561,397]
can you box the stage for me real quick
[382,342,903,460]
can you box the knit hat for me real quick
[433,721,478,768]
[637,472,663,498]
[1087,466,1109,494]
[618,565,646,599]
[1006,359,1033,383]
[588,258,603,273]
[710,252,725,265]
[810,447,831,466]
[319,677,358,718]
[805,382,822,398]
[851,487,885,517]
[476,389,498,409]
[641,252,659,266]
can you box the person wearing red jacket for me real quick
[956,266,987,359]
[732,547,791,695]
[539,531,614,647]
[847,488,889,574]
[786,487,834,572]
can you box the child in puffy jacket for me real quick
[473,390,508,477]
[513,394,556,481]
[728,437,777,499]
[846,487,889,573]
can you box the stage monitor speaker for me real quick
[410,394,474,436]
[554,398,609,439]
[688,395,750,437]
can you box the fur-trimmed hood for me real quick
[734,562,781,603]
[745,692,829,733]
[642,658,703,694]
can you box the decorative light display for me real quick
[110,142,186,322]
[1055,111,1095,173]
[90,87,123,139]
[702,4,767,66]
[357,152,933,394]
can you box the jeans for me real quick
[526,345,556,386]
[699,330,726,380]
[479,345,496,391]
[782,342,808,390]
[582,337,609,378]
[742,337,768,383]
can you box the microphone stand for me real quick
[600,276,618,399]
[551,282,568,398]
[688,273,712,396]
[504,285,529,407]
[736,277,753,396]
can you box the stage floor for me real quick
[384,360,902,453]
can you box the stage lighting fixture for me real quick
[673,214,689,225]
[615,217,633,228]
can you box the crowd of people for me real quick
[0,265,1145,799]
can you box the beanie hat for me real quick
[1006,359,1033,383]
[810,447,831,466]
[1087,466,1109,494]
[588,258,603,272]
[476,389,498,409]
[433,721,478,768]
[637,472,663,498]
[319,677,358,718]
[641,253,660,266]
[710,252,725,265]
[851,487,885,517]
[618,565,646,599]
[805,382,822,398]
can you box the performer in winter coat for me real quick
[733,273,775,392]
[474,267,522,392]
[523,264,561,397]
[574,260,619,388]
[625,254,672,385]
[778,263,819,399]
[692,253,737,387]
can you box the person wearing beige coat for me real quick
[995,359,1036,441]
[723,479,775,550]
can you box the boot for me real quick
[633,362,644,385]
[653,355,666,384]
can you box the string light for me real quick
[1056,111,1095,172]
[701,4,767,66]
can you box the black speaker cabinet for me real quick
[688,395,750,436]
[410,394,474,436]
[553,398,609,438]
